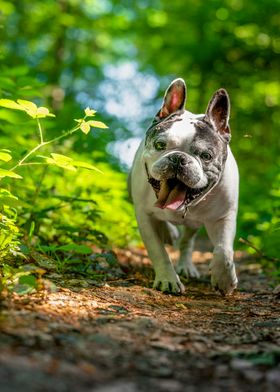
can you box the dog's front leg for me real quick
[176,227,200,279]
[205,213,238,295]
[136,211,185,294]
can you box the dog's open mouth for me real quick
[153,178,209,211]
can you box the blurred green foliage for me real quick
[0,0,279,278]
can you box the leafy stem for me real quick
[11,144,45,171]
[11,123,81,171]
[0,99,108,177]
[37,118,44,144]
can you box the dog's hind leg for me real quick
[159,221,180,246]
[175,227,200,278]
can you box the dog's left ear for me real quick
[205,89,231,142]
[157,78,186,120]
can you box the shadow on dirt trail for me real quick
[0,247,279,392]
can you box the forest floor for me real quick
[0,244,280,392]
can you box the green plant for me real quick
[0,98,108,293]
[239,171,280,279]
[0,263,46,295]
[0,99,107,174]
[0,189,21,262]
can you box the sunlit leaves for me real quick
[45,153,102,173]
[0,169,22,179]
[14,275,38,295]
[46,153,77,171]
[0,188,18,208]
[0,99,23,110]
[0,99,55,118]
[88,120,108,129]
[84,107,96,116]
[0,151,12,162]
[79,120,91,134]
[1,263,46,295]
[71,160,103,173]
[79,120,108,134]
[75,108,108,134]
[0,204,21,265]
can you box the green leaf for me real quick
[19,274,37,288]
[0,76,15,89]
[0,197,18,207]
[29,221,35,240]
[84,107,96,117]
[0,196,19,208]
[13,274,37,295]
[47,158,77,171]
[80,119,108,134]
[80,121,91,134]
[36,107,55,118]
[88,120,108,129]
[0,169,22,179]
[17,99,37,111]
[57,244,92,254]
[17,100,55,118]
[72,160,103,173]
[19,264,46,275]
[30,251,57,270]
[13,284,34,295]
[0,188,19,207]
[50,153,74,163]
[0,99,55,118]
[0,99,25,111]
[44,155,102,173]
[0,152,12,162]
[46,154,76,171]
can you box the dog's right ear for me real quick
[204,88,231,142]
[156,78,186,121]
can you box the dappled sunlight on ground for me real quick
[0,250,279,392]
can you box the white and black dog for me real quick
[129,78,239,295]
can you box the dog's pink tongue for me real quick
[154,181,186,210]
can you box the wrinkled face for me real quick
[144,78,231,211]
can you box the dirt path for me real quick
[0,248,279,392]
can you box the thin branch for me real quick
[20,162,49,166]
[11,143,46,171]
[239,237,280,263]
[36,118,44,144]
[10,124,81,171]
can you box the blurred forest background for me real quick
[0,0,279,288]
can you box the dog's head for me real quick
[144,78,231,211]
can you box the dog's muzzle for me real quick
[146,153,221,213]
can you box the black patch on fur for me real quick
[145,112,183,146]
[193,119,228,151]
[192,119,228,182]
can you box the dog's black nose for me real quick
[169,154,188,166]
[179,155,188,165]
[168,154,180,165]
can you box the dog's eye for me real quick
[154,140,166,151]
[200,151,212,161]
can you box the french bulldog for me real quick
[129,78,239,295]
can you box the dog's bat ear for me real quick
[205,89,231,141]
[158,78,186,119]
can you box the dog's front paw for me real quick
[176,263,200,279]
[210,260,238,296]
[153,272,185,294]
